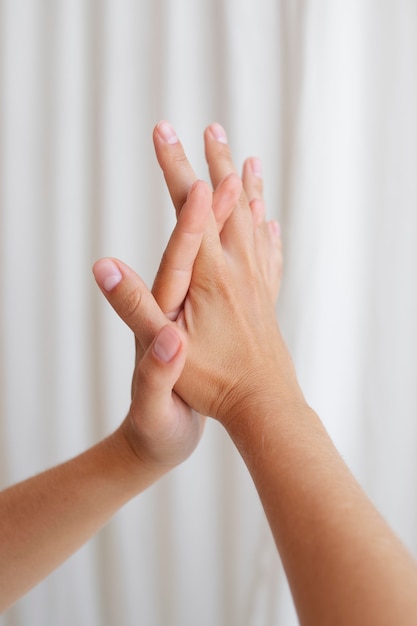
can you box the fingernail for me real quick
[251,157,263,178]
[210,122,227,144]
[93,259,123,292]
[153,326,181,362]
[157,120,179,144]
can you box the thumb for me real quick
[137,324,186,398]
[130,325,189,445]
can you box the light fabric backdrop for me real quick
[1,1,416,624]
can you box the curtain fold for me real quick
[1,1,417,624]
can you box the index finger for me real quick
[152,180,213,319]
[153,121,198,216]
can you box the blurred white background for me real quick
[1,1,416,624]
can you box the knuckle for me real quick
[249,179,264,201]
[120,288,143,321]
[255,177,264,194]
[172,150,191,171]
[216,143,233,163]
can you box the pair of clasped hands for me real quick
[1,120,298,615]
[93,122,417,626]
[5,121,417,625]
[93,120,296,471]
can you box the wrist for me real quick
[105,423,171,494]
[219,353,307,432]
[221,369,316,466]
[224,388,309,439]
[212,327,305,429]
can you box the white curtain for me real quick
[1,1,416,624]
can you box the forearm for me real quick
[0,427,167,613]
[226,397,417,626]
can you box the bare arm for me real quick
[228,401,417,625]
[0,176,225,612]
[0,325,188,612]
[100,122,417,625]
[0,429,161,612]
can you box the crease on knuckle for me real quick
[160,249,194,274]
[172,151,191,172]
[121,288,143,322]
[215,144,233,162]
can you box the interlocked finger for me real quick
[204,124,253,252]
[242,157,266,229]
[152,180,212,319]
[212,173,242,233]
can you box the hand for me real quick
[95,122,302,430]
[95,123,417,626]
[152,121,281,307]
[152,122,301,426]
[93,168,241,467]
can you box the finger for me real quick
[138,324,186,395]
[212,173,242,233]
[253,219,282,304]
[153,121,198,216]
[133,325,188,436]
[204,123,238,188]
[133,325,206,463]
[93,258,168,349]
[242,156,280,300]
[267,220,283,302]
[152,180,212,319]
[242,157,264,203]
[242,157,266,229]
[242,154,283,302]
[204,124,253,253]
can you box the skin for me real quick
[0,161,241,613]
[97,121,417,626]
[2,121,417,624]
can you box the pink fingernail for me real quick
[251,157,263,178]
[153,326,181,362]
[157,120,179,144]
[93,259,123,292]
[210,122,228,144]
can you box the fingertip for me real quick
[155,120,179,145]
[183,179,213,226]
[189,178,212,200]
[223,172,242,192]
[214,172,242,197]
[93,258,123,293]
[207,122,228,144]
[212,174,242,233]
